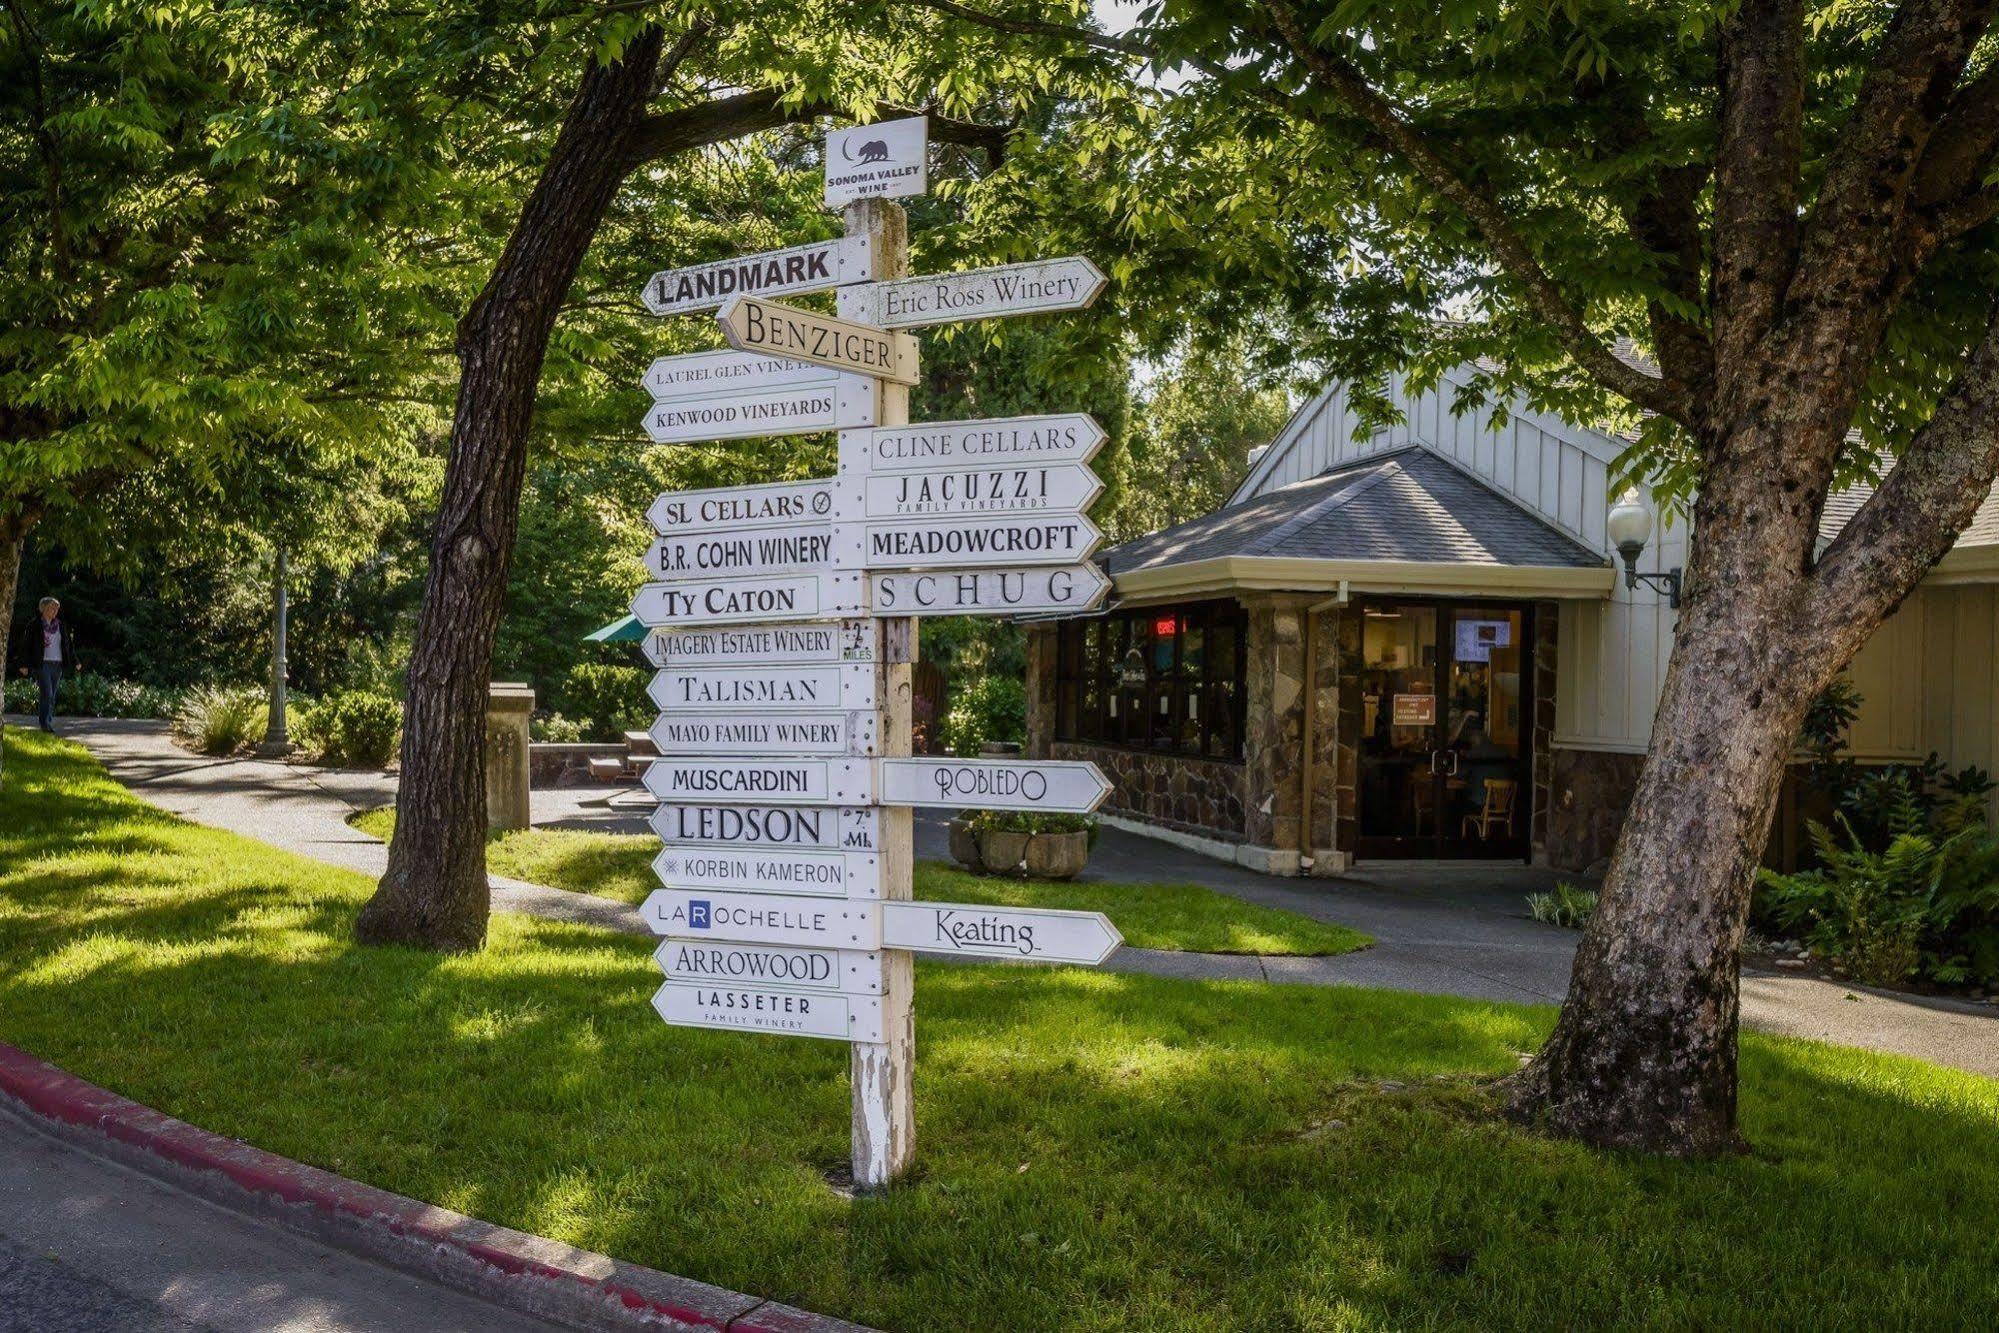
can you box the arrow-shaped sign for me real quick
[644,757,875,806]
[882,901,1122,965]
[644,621,865,669]
[633,573,865,629]
[649,479,837,536]
[650,710,877,758]
[862,513,1102,570]
[877,758,1111,813]
[642,384,845,445]
[845,414,1105,472]
[650,803,880,852]
[651,844,884,899]
[643,235,876,317]
[860,463,1100,521]
[649,663,876,713]
[652,981,885,1042]
[648,525,840,581]
[870,564,1112,618]
[654,939,885,994]
[643,349,836,400]
[837,257,1108,330]
[641,888,883,949]
[718,296,919,385]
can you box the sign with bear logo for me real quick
[824,115,928,206]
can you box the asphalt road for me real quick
[0,1103,563,1333]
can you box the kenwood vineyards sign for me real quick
[630,117,1117,1189]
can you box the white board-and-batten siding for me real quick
[1233,367,1932,765]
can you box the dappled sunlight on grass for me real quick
[7,729,1999,1327]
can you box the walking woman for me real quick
[19,597,79,733]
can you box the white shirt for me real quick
[42,622,61,662]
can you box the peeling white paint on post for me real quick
[843,197,917,1192]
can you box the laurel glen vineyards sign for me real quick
[629,117,1119,1189]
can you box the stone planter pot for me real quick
[1024,829,1089,880]
[977,828,1031,876]
[947,817,981,871]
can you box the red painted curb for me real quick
[0,1041,871,1333]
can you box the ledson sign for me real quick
[630,115,1119,1188]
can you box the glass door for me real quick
[1357,601,1534,860]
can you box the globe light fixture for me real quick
[1606,487,1683,608]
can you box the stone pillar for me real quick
[1330,606,1364,863]
[485,682,535,832]
[1023,623,1058,759]
[1241,594,1309,874]
[1305,605,1349,875]
[1531,601,1559,862]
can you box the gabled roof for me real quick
[1107,447,1607,577]
[1101,447,1615,602]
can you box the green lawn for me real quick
[348,807,1370,956]
[8,729,1999,1328]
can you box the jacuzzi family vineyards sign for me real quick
[628,116,1119,1189]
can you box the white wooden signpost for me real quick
[631,118,1118,1191]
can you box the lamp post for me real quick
[258,544,291,757]
[1606,488,1683,608]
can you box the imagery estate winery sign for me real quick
[630,120,1118,1190]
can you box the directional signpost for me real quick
[630,118,1118,1191]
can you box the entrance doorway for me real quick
[1355,600,1535,860]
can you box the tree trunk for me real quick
[354,29,666,951]
[0,507,35,694]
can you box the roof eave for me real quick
[1111,555,1616,603]
[1923,542,1999,585]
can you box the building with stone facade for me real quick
[1022,364,1999,875]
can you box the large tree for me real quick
[918,0,1999,1155]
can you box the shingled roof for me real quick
[1104,447,1607,578]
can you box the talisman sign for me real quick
[648,663,876,713]
[824,116,928,207]
[649,711,877,758]
[643,757,874,806]
[878,758,1111,813]
[871,564,1112,618]
[653,982,885,1042]
[863,514,1102,569]
[653,939,884,995]
[642,888,883,949]
[860,463,1100,520]
[882,901,1121,965]
[849,414,1106,472]
[651,844,884,898]
[649,803,880,852]
[632,572,865,628]
[648,479,836,536]
[643,349,835,399]
[718,296,919,385]
[838,257,1107,329]
[643,235,874,316]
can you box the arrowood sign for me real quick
[870,564,1112,618]
[837,257,1107,329]
[643,235,875,316]
[653,939,885,995]
[717,295,919,385]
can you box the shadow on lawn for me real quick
[5,727,1998,1328]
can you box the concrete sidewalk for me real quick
[50,718,1999,1078]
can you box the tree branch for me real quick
[1711,0,1804,374]
[627,89,1012,170]
[1808,294,1999,633]
[1256,0,1692,426]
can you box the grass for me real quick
[8,728,1999,1328]
[348,807,1371,956]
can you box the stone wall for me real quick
[1545,746,1644,871]
[529,742,628,788]
[1050,740,1247,838]
[1023,623,1057,758]
[1242,595,1308,852]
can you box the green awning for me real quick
[585,613,646,643]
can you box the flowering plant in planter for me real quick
[948,811,1099,878]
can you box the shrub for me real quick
[531,711,586,743]
[5,673,182,719]
[2,677,33,714]
[172,686,268,756]
[1526,882,1598,929]
[300,690,401,768]
[558,663,650,741]
[937,673,1026,757]
[1756,816,1955,986]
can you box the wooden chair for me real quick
[1461,778,1517,839]
[1409,773,1435,834]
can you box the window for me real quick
[1053,599,1248,762]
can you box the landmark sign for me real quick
[651,843,885,898]
[653,939,885,995]
[632,571,865,628]
[643,757,874,806]
[824,116,927,207]
[863,514,1102,570]
[878,758,1112,813]
[838,257,1107,329]
[848,414,1106,472]
[648,663,877,713]
[882,902,1122,965]
[643,235,875,317]
[643,349,835,399]
[653,982,885,1043]
[644,621,863,669]
[649,711,878,758]
[860,463,1101,520]
[641,888,883,949]
[648,479,836,536]
[717,295,920,385]
[871,564,1112,618]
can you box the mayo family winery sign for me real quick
[649,711,877,758]
[718,295,919,386]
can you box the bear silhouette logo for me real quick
[854,138,890,164]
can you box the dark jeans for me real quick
[37,662,60,730]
